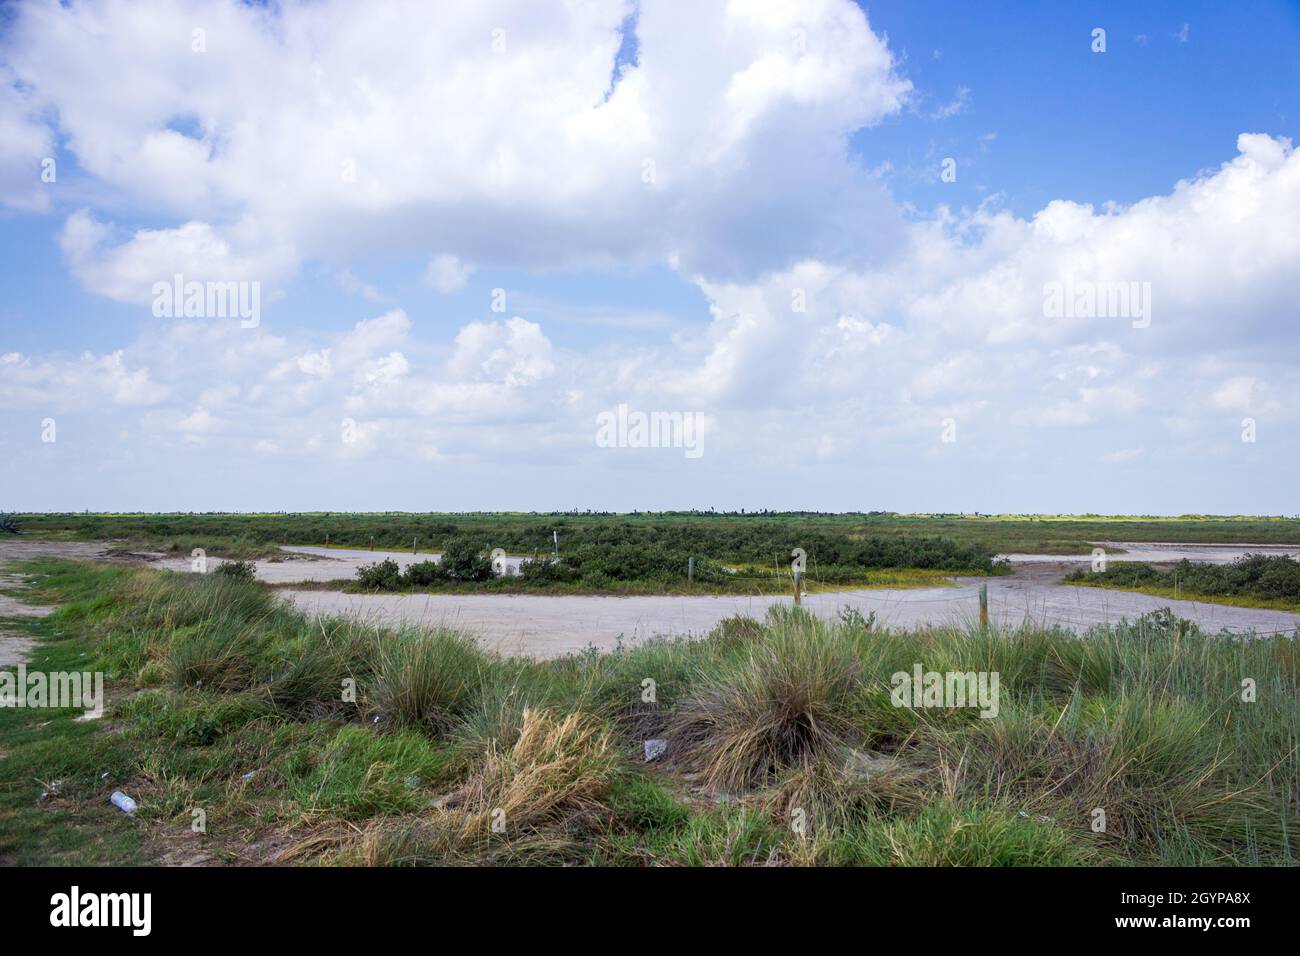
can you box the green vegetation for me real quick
[213,560,258,582]
[351,535,994,595]
[2,558,1295,867]
[14,510,1300,559]
[14,511,1300,595]
[1066,555,1300,613]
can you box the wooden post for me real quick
[688,556,695,585]
[979,583,988,628]
[793,569,802,606]
[413,536,417,554]
[370,535,374,552]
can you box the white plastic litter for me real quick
[109,791,137,815]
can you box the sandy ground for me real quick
[1001,542,1300,564]
[150,545,528,582]
[1,538,1297,660]
[0,539,77,666]
[282,560,1300,658]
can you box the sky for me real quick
[1,0,1298,515]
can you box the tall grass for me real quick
[364,627,488,735]
[17,557,1300,867]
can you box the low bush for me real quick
[438,539,494,582]
[356,558,403,591]
[1067,554,1300,605]
[518,555,576,583]
[214,559,257,582]
[404,560,445,586]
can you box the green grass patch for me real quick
[2,557,1295,867]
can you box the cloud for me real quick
[3,2,1298,513]
[0,348,167,410]
[423,254,473,294]
[58,210,296,304]
[447,317,555,388]
[13,133,1300,473]
[924,86,971,120]
[1102,448,1144,464]
[1211,376,1258,413]
[7,0,910,283]
[0,64,54,211]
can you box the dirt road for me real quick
[281,560,1300,658]
[2,539,1297,659]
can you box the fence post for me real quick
[793,569,802,606]
[979,583,988,628]
[688,556,695,585]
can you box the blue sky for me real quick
[861,0,1300,216]
[2,1,1298,513]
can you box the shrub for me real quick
[404,560,445,586]
[519,555,576,583]
[438,539,495,582]
[214,559,257,582]
[1067,555,1300,605]
[357,558,403,591]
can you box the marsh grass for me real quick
[364,627,487,735]
[5,557,1296,867]
[665,617,867,790]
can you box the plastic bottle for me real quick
[110,791,137,815]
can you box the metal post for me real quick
[979,583,988,628]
